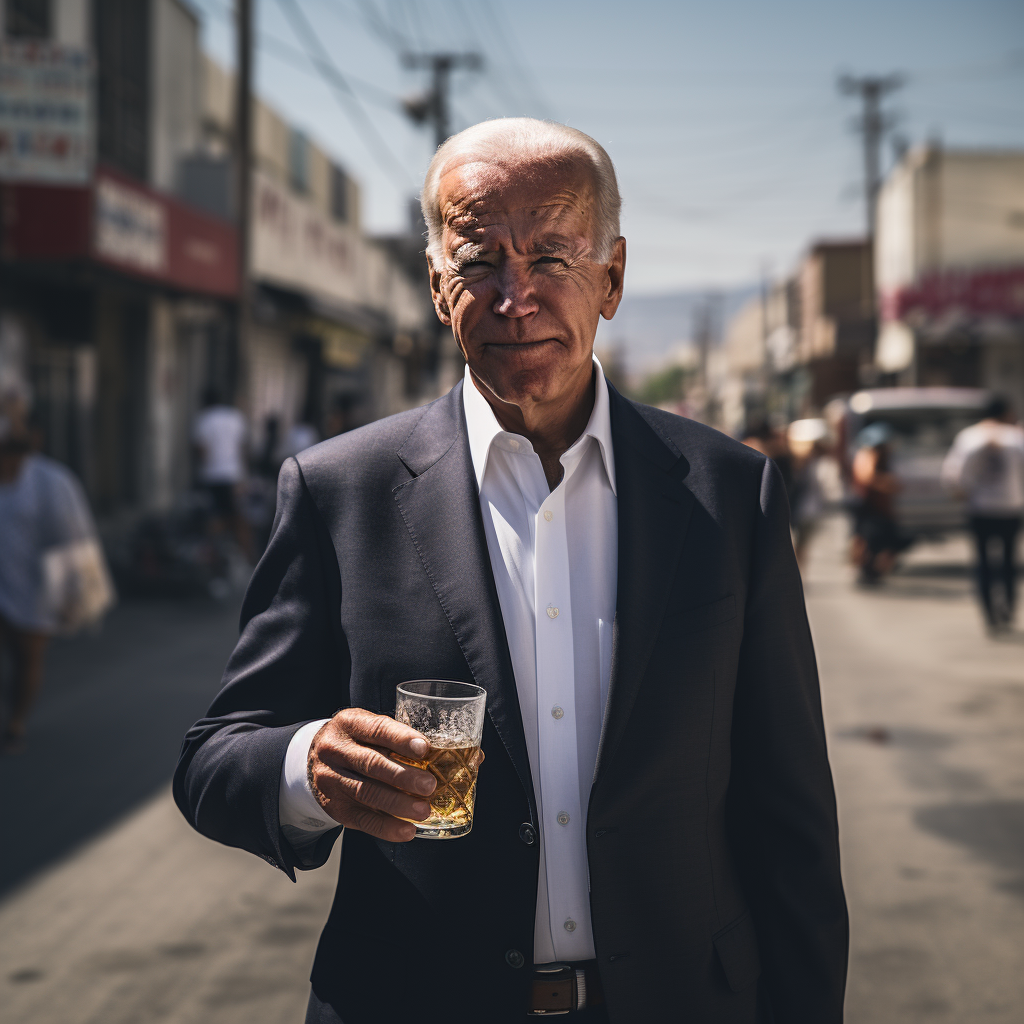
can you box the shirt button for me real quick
[543,509,553,521]
[519,823,537,846]
[551,706,564,719]
[508,439,520,451]
[557,812,570,826]
[546,606,559,619]
[506,948,525,969]
[564,919,577,933]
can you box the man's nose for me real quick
[493,264,540,318]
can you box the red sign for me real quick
[0,166,238,298]
[883,265,1024,322]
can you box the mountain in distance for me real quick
[595,285,758,378]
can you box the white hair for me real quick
[421,118,621,268]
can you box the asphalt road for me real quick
[1,515,1022,1023]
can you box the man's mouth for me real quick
[483,339,556,349]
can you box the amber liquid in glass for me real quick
[393,743,480,839]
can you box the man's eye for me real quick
[535,256,565,266]
[461,260,491,271]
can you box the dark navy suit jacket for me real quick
[174,381,848,1024]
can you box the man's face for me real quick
[430,156,625,412]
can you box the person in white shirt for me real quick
[942,395,1024,630]
[175,119,847,1024]
[192,387,250,558]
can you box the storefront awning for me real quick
[0,166,239,298]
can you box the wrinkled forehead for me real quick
[437,154,596,244]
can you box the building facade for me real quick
[1,0,434,525]
[716,241,873,434]
[875,145,1024,408]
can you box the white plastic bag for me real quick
[43,537,116,633]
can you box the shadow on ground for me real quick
[915,801,1024,899]
[0,595,241,899]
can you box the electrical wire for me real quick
[197,0,403,113]
[275,0,414,189]
[470,1,555,119]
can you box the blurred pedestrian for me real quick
[192,387,251,561]
[788,418,829,569]
[0,413,113,753]
[941,395,1024,632]
[742,416,794,495]
[745,415,798,507]
[850,422,902,585]
[275,412,320,464]
[324,394,352,439]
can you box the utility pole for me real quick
[692,292,719,424]
[838,73,903,238]
[401,52,482,393]
[402,53,483,148]
[234,0,253,406]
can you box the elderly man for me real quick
[175,119,848,1023]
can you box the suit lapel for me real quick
[393,383,537,820]
[593,389,696,785]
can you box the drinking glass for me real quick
[392,679,486,839]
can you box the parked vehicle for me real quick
[833,387,990,541]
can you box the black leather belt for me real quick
[527,960,604,1015]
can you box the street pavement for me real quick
[811,516,1024,1022]
[1,515,1022,1022]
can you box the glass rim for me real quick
[396,679,486,702]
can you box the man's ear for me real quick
[599,237,627,321]
[428,259,452,325]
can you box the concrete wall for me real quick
[201,54,232,156]
[150,0,201,192]
[877,146,1024,293]
[254,103,289,185]
[54,0,90,45]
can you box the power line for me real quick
[198,0,403,113]
[275,0,414,188]
[347,0,409,51]
[472,2,554,119]
[447,0,534,117]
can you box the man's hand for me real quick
[307,708,437,842]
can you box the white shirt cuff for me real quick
[278,718,338,832]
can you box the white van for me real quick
[836,387,990,540]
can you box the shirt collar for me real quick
[462,355,617,496]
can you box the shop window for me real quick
[5,0,50,38]
[94,0,150,183]
[289,128,309,194]
[331,164,349,223]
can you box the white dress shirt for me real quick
[279,359,618,964]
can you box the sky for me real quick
[190,0,1024,295]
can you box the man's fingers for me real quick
[318,768,432,822]
[342,708,430,760]
[348,805,417,843]
[320,737,436,796]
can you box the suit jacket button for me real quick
[519,823,537,846]
[505,949,525,969]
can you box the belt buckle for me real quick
[528,962,575,1016]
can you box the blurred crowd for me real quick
[741,392,1024,633]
